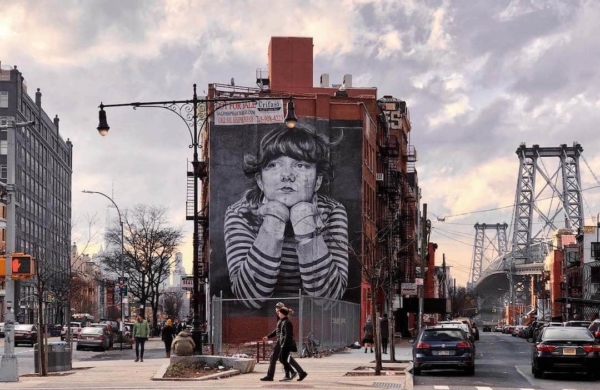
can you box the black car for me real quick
[410,326,475,376]
[14,324,38,346]
[531,326,600,379]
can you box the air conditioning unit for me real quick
[376,173,384,181]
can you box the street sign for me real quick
[401,283,418,296]
[182,276,194,291]
[415,278,424,286]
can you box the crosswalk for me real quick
[429,387,585,390]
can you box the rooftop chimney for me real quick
[35,88,41,107]
[320,73,330,87]
[54,115,60,131]
[268,37,313,91]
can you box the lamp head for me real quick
[284,96,297,129]
[97,104,110,136]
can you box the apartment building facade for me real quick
[0,64,73,324]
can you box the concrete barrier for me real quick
[170,355,255,374]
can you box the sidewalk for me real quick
[1,338,414,389]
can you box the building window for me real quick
[0,140,6,155]
[0,71,10,81]
[591,266,600,284]
[0,164,6,180]
[0,91,8,108]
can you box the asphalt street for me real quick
[413,331,600,390]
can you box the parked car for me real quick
[77,327,111,351]
[14,324,38,346]
[48,324,62,337]
[61,322,83,341]
[494,325,504,332]
[531,326,600,379]
[438,322,475,342]
[588,320,600,339]
[471,323,480,341]
[564,321,592,328]
[512,325,527,337]
[0,322,20,338]
[410,326,475,376]
[90,323,114,349]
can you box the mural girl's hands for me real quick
[259,200,290,237]
[290,202,318,236]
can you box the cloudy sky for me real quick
[2,0,599,287]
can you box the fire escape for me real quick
[399,141,418,283]
[187,159,209,279]
[377,133,401,283]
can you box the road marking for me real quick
[433,387,450,390]
[476,387,493,390]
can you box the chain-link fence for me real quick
[211,294,360,357]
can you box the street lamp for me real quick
[81,190,125,350]
[95,84,294,354]
[0,119,35,382]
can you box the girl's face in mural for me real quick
[256,156,323,208]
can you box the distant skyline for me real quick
[2,0,599,287]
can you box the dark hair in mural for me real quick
[224,123,349,308]
[242,124,333,206]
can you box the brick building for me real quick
[201,37,420,342]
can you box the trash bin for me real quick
[34,341,72,373]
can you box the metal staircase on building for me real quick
[186,160,209,278]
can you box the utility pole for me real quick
[0,119,34,382]
[417,203,427,333]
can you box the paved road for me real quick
[413,331,599,390]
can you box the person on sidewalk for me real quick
[161,319,175,358]
[278,307,307,382]
[362,316,374,353]
[172,329,196,356]
[380,313,389,354]
[261,303,285,381]
[132,315,150,362]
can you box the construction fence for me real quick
[211,294,361,358]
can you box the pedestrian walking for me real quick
[363,316,374,353]
[380,313,389,354]
[161,319,175,358]
[172,329,196,356]
[277,307,307,382]
[132,315,150,362]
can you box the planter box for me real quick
[170,355,255,374]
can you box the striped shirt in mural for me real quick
[224,194,349,308]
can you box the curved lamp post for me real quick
[81,190,125,350]
[95,85,296,354]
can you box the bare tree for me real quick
[163,290,185,319]
[101,204,183,329]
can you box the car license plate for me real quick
[563,348,576,355]
[435,350,450,356]
[88,337,95,340]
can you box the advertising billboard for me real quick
[209,118,363,310]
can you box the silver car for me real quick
[76,327,110,351]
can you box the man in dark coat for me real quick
[380,313,390,354]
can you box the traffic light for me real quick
[0,253,35,278]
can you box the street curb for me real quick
[151,362,241,381]
[404,362,414,390]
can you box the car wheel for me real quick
[413,367,421,376]
[533,365,543,379]
[465,366,475,376]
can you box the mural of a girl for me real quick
[224,123,349,308]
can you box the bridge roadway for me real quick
[472,256,544,307]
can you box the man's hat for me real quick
[275,302,285,308]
